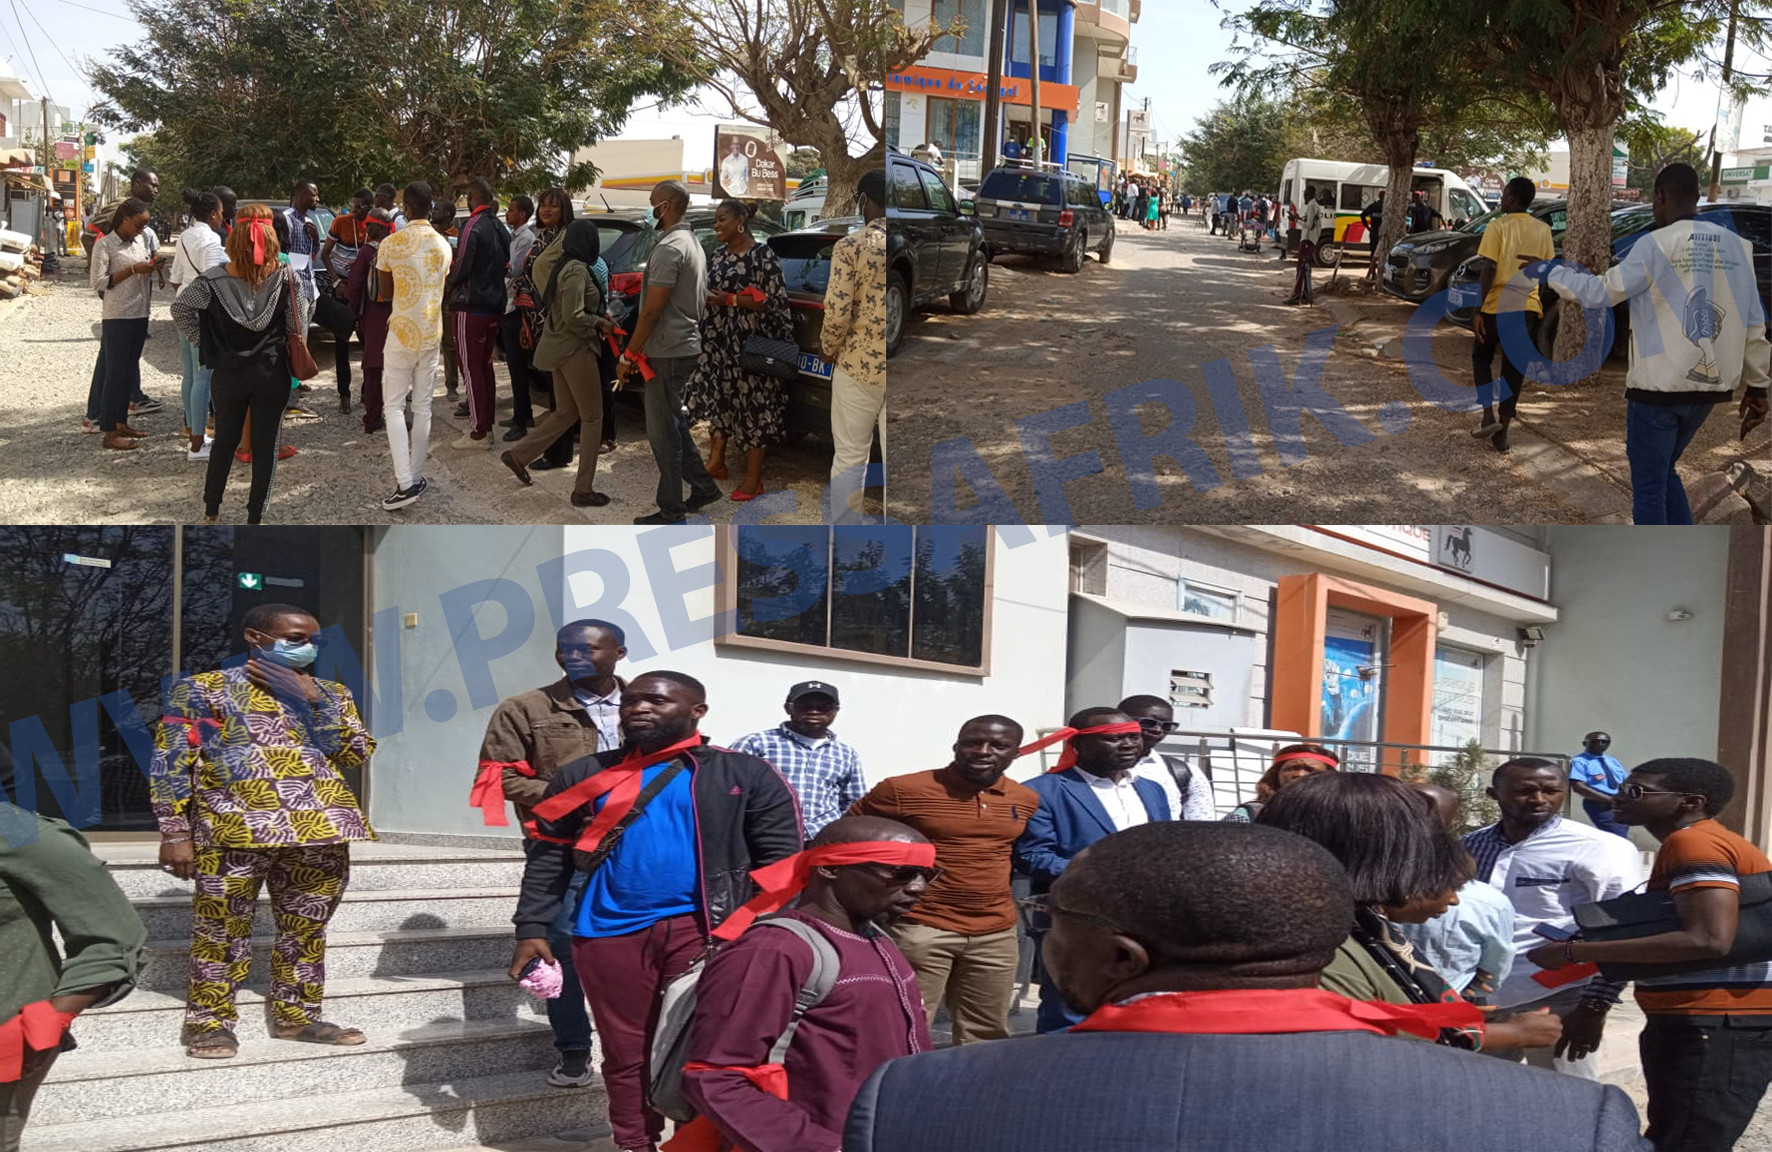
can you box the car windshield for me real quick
[1459,207,1504,234]
[769,235,839,294]
[978,172,1062,204]
[602,227,653,274]
[1611,207,1655,238]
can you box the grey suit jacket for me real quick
[844,1030,1649,1152]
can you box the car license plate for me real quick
[1008,208,1030,222]
[1448,285,1475,308]
[798,353,834,381]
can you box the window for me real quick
[1545,208,1568,236]
[1340,183,1378,211]
[1448,189,1484,222]
[919,168,958,215]
[1170,668,1214,710]
[721,527,993,673]
[1177,579,1239,623]
[1069,538,1106,595]
[932,0,985,56]
[889,161,927,211]
[884,91,901,150]
[1732,207,1772,252]
[1431,647,1485,750]
[925,95,981,161]
[1010,8,1059,68]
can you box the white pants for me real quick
[382,347,437,490]
[829,366,886,524]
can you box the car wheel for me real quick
[1061,234,1084,274]
[1315,241,1341,268]
[950,254,988,315]
[1098,227,1114,265]
[886,269,909,359]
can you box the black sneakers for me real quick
[380,477,428,511]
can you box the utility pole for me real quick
[1027,0,1043,163]
[74,120,83,251]
[1709,0,1739,204]
[981,0,1007,170]
[39,96,50,251]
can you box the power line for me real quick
[5,0,48,100]
[19,2,80,81]
[43,0,132,19]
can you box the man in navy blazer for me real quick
[847,821,1650,1152]
[1016,707,1169,1032]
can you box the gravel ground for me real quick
[0,259,848,525]
[887,214,1760,524]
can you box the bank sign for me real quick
[883,66,1081,114]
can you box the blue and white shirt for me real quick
[1569,751,1628,798]
[728,724,864,838]
[570,683,622,752]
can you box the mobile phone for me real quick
[1533,922,1578,942]
[518,957,544,981]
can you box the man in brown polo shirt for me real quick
[849,714,1037,1044]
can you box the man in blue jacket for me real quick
[846,822,1651,1152]
[1016,707,1168,1032]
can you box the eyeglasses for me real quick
[1136,719,1180,734]
[860,862,943,886]
[1015,893,1126,936]
[1621,783,1703,801]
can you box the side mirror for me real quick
[959,199,976,215]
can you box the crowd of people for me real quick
[5,604,1769,1152]
[1111,176,1170,230]
[77,167,890,524]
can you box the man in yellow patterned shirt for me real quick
[823,168,887,524]
[374,181,454,512]
[150,603,376,1060]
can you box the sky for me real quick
[1135,1,1772,160]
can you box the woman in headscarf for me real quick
[500,219,613,508]
[170,203,311,524]
[1223,743,1340,822]
[684,199,796,500]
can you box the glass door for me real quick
[1322,608,1389,771]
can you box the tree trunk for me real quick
[1557,119,1616,367]
[1375,128,1420,287]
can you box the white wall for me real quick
[1530,527,1730,767]
[558,526,1072,786]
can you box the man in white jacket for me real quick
[1522,163,1770,524]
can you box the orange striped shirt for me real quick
[1635,819,1772,1015]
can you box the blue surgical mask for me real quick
[255,635,318,667]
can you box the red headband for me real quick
[1274,751,1338,768]
[713,840,939,941]
[1019,721,1145,773]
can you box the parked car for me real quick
[1385,199,1635,307]
[585,208,785,350]
[886,146,988,358]
[767,216,868,440]
[970,163,1114,273]
[1442,203,1772,361]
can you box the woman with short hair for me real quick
[169,189,227,460]
[86,198,159,452]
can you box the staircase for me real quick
[23,842,610,1152]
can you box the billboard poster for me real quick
[714,127,787,202]
[1321,635,1378,744]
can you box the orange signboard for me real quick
[882,66,1080,116]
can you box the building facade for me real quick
[887,0,1137,183]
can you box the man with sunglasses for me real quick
[679,816,935,1152]
[1017,708,1169,1031]
[848,716,1038,1045]
[845,822,1649,1152]
[1119,695,1217,821]
[1567,731,1631,839]
[1462,758,1643,1081]
[148,603,376,1060]
[1528,758,1772,1152]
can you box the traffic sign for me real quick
[237,572,264,591]
[81,162,94,173]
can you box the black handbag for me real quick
[1574,871,1772,980]
[741,335,802,382]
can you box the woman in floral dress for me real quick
[686,200,795,500]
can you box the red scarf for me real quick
[713,840,940,941]
[662,1065,788,1152]
[528,735,704,856]
[0,1000,77,1083]
[1018,721,1144,773]
[1070,988,1483,1042]
[468,759,536,827]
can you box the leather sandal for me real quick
[186,1032,239,1059]
[271,1021,367,1046]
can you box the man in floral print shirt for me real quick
[150,603,376,1060]
[823,168,888,524]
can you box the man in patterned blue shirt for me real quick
[731,681,865,842]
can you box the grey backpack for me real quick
[648,915,841,1123]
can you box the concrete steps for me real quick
[24,844,601,1151]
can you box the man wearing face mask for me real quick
[472,619,628,1088]
[149,603,376,1061]
[1016,708,1169,1032]
[1567,731,1631,839]
[848,716,1039,1045]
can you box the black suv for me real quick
[886,147,988,358]
[972,164,1114,272]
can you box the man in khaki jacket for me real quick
[473,618,627,1088]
